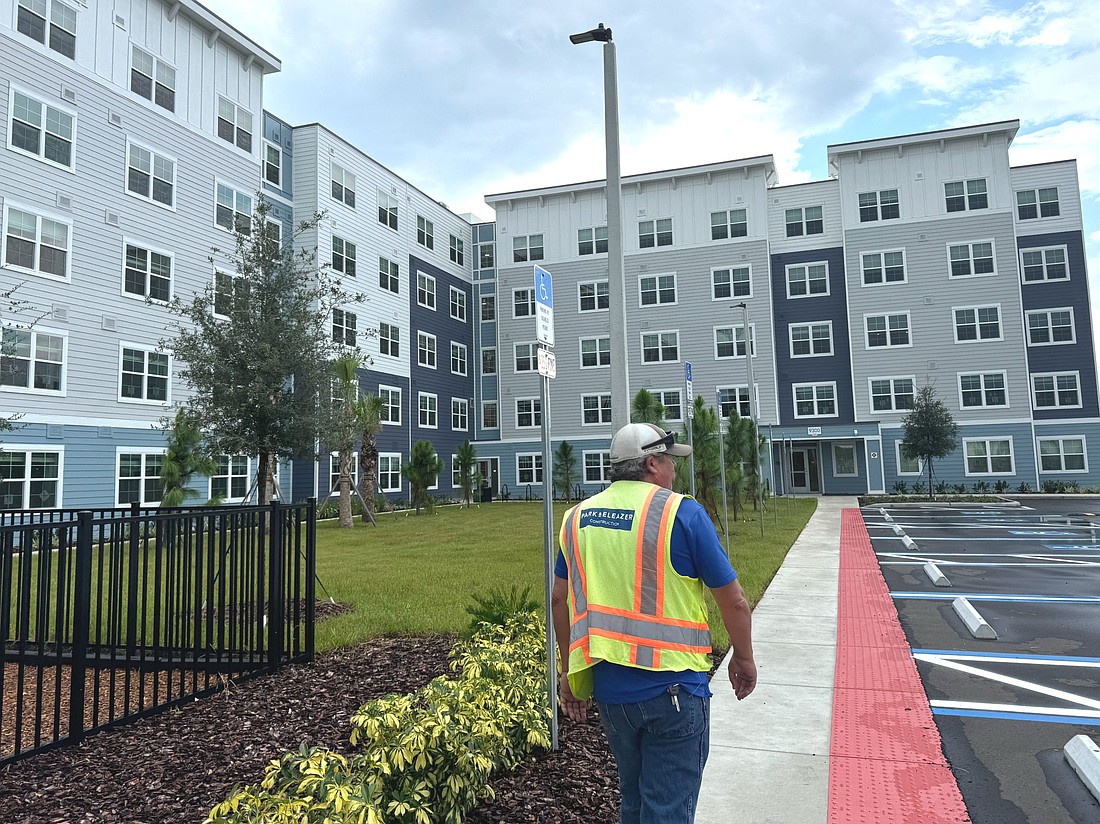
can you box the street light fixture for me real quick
[570,22,629,434]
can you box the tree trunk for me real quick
[338,448,354,528]
[928,460,934,500]
[359,439,377,523]
[257,453,275,506]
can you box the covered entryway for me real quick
[477,457,500,501]
[790,447,821,493]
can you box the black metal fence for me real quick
[1,499,316,766]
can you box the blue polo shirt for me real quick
[556,494,736,703]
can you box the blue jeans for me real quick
[598,688,711,824]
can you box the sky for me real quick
[208,0,1100,289]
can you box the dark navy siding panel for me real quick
[1019,231,1099,419]
[770,246,854,425]
[262,110,294,200]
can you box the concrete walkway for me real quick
[696,496,853,824]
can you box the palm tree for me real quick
[403,440,444,514]
[454,439,478,507]
[630,388,668,427]
[677,397,722,521]
[330,353,362,528]
[159,408,217,507]
[357,394,386,523]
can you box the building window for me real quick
[954,306,1001,342]
[578,226,608,255]
[1,328,64,393]
[964,438,1013,475]
[865,313,910,348]
[215,183,252,233]
[480,295,496,321]
[584,451,612,483]
[450,342,468,376]
[1016,187,1059,220]
[482,401,498,429]
[443,235,462,267]
[130,46,174,110]
[710,209,747,240]
[582,394,612,425]
[1038,437,1086,473]
[378,191,398,229]
[0,448,61,508]
[1032,373,1081,409]
[331,236,356,277]
[659,390,682,421]
[793,383,837,418]
[378,322,399,357]
[417,332,436,368]
[332,309,357,346]
[264,142,281,186]
[323,162,354,207]
[580,336,610,368]
[123,243,171,303]
[513,234,544,262]
[478,242,495,268]
[449,287,467,321]
[785,206,823,237]
[786,263,828,298]
[858,189,900,222]
[897,443,923,476]
[833,444,857,476]
[1027,308,1074,346]
[718,386,750,419]
[639,274,676,306]
[18,0,76,59]
[1020,247,1068,282]
[481,347,496,375]
[514,342,537,372]
[3,206,70,280]
[417,272,436,310]
[126,142,175,207]
[416,216,434,250]
[378,256,399,293]
[418,393,438,428]
[712,266,750,299]
[213,269,246,318]
[119,345,169,402]
[10,89,74,168]
[117,451,164,505]
[642,331,679,363]
[211,456,249,501]
[378,453,402,492]
[948,242,995,278]
[870,377,914,412]
[379,386,401,425]
[327,452,359,494]
[516,398,542,428]
[945,178,987,212]
[861,250,905,285]
[517,453,543,484]
[790,322,832,357]
[958,372,1007,408]
[513,288,535,318]
[452,398,468,431]
[217,96,252,152]
[579,280,609,312]
[715,325,754,359]
[638,218,673,248]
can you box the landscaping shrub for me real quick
[464,585,539,633]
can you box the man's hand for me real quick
[728,653,757,700]
[559,673,589,721]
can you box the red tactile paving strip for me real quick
[827,509,972,823]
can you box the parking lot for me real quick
[863,499,1100,824]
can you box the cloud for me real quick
[1010,120,1100,197]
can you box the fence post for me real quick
[69,511,93,747]
[125,503,141,658]
[267,499,284,672]
[305,497,316,659]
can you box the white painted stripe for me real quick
[930,700,1100,719]
[915,655,1100,710]
[924,655,1100,669]
[880,561,1100,567]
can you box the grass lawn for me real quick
[314,497,817,653]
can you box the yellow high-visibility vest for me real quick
[559,481,712,700]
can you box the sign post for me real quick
[685,361,695,498]
[534,265,559,750]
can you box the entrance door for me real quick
[790,448,821,493]
[476,458,500,500]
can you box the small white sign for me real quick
[807,426,822,437]
[537,347,557,379]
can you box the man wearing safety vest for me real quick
[551,421,757,824]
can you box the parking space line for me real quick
[913,654,1100,710]
[892,592,1100,603]
[931,704,1100,726]
[912,649,1100,664]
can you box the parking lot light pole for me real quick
[571,23,629,433]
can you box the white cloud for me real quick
[1011,120,1100,196]
[876,55,993,96]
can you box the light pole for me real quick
[736,302,764,537]
[571,23,629,434]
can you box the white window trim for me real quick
[417,391,438,429]
[216,94,254,157]
[263,139,282,187]
[417,331,437,370]
[577,279,609,313]
[579,335,610,370]
[868,375,916,414]
[481,400,499,429]
[1,200,73,283]
[784,261,830,299]
[512,287,535,319]
[832,443,858,477]
[952,303,1003,344]
[210,455,251,503]
[859,248,907,287]
[792,381,839,420]
[213,178,252,234]
[379,384,402,426]
[121,237,174,304]
[481,346,497,376]
[378,452,402,492]
[1026,307,1076,347]
[7,83,77,172]
[1036,435,1089,474]
[710,264,752,301]
[580,393,613,427]
[515,397,541,429]
[1016,187,1061,221]
[863,311,912,350]
[1031,371,1083,410]
[416,271,437,310]
[788,320,833,359]
[963,437,1016,477]
[449,285,467,321]
[640,330,681,364]
[716,384,754,420]
[582,450,612,484]
[656,389,683,422]
[514,340,538,374]
[515,452,544,485]
[0,444,64,508]
[1019,245,1070,284]
[124,137,177,211]
[637,272,679,308]
[895,442,924,476]
[450,341,468,376]
[117,341,170,405]
[955,370,1010,410]
[114,447,167,507]
[714,324,756,360]
[0,324,68,395]
[327,451,359,494]
[451,397,469,432]
[946,239,997,280]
